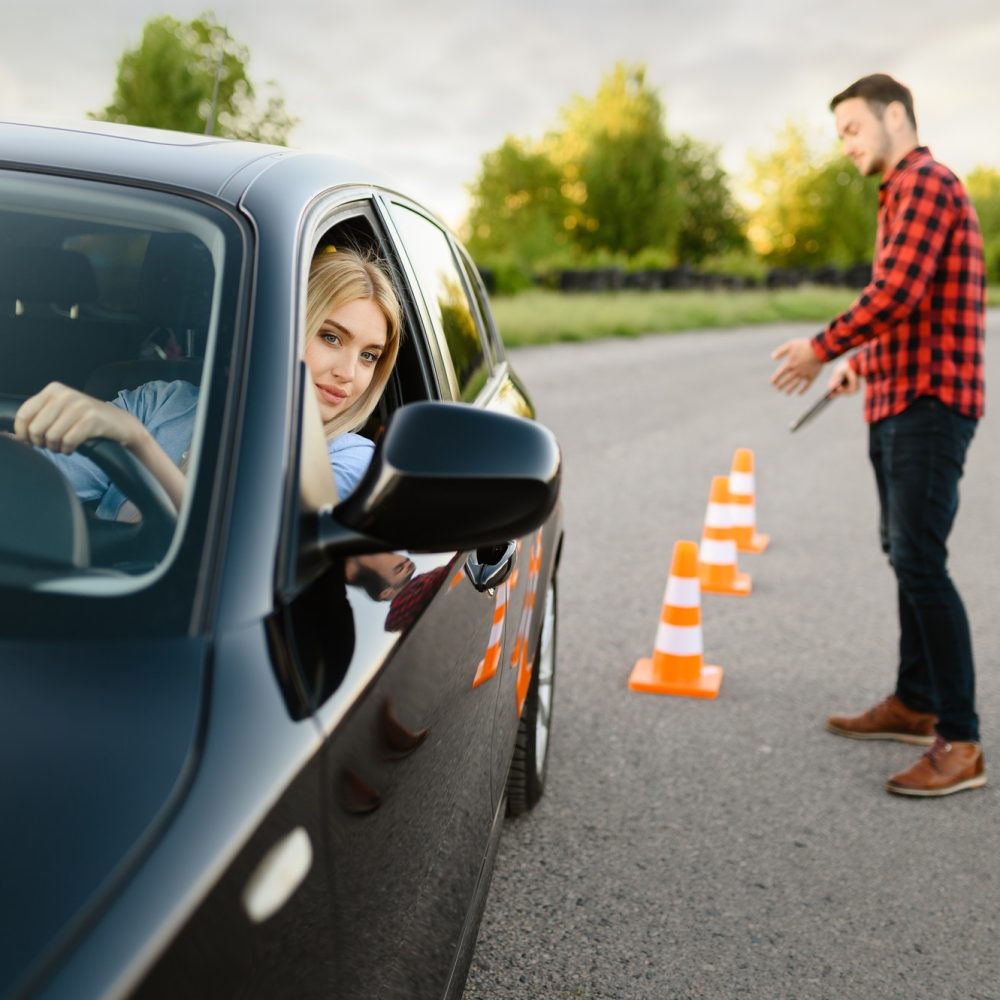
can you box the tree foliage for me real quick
[465,137,573,270]
[465,63,753,280]
[746,122,878,267]
[92,11,297,144]
[671,136,747,263]
[553,64,680,256]
[967,166,1000,281]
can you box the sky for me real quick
[2,0,999,228]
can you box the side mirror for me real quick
[314,402,561,555]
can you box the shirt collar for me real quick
[880,145,931,193]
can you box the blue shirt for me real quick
[46,380,374,518]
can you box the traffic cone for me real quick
[629,540,723,699]
[699,475,751,596]
[729,448,769,553]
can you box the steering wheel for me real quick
[0,395,178,555]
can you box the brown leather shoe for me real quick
[886,735,987,797]
[826,694,937,745]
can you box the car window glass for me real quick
[388,205,491,402]
[0,170,236,597]
[458,249,504,367]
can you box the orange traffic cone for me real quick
[629,540,723,699]
[729,448,769,553]
[699,475,751,596]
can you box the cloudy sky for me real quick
[3,0,998,226]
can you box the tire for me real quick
[506,577,557,816]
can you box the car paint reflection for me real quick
[471,580,508,688]
[511,529,544,716]
[319,549,502,995]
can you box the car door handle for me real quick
[464,540,517,593]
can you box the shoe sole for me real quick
[826,721,936,746]
[886,774,988,797]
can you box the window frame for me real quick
[378,195,496,403]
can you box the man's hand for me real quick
[827,359,860,396]
[770,338,823,395]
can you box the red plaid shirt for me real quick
[811,147,985,423]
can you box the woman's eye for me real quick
[322,332,341,346]
[361,352,380,364]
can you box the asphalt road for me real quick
[465,312,1000,1000]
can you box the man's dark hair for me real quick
[830,74,917,130]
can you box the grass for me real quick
[492,284,1000,348]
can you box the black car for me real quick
[0,120,563,1000]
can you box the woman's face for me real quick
[304,297,388,424]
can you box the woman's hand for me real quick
[14,382,148,454]
[14,381,187,511]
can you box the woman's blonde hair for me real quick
[305,246,402,438]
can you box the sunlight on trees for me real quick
[968,167,1000,281]
[746,121,877,267]
[465,62,748,287]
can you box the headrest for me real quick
[138,234,215,342]
[0,248,98,310]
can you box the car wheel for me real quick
[506,577,556,816]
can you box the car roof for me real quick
[0,119,391,206]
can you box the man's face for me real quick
[834,97,892,177]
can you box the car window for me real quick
[0,169,241,605]
[388,204,492,402]
[456,245,504,367]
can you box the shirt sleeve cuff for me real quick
[810,331,836,363]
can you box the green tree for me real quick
[463,62,750,278]
[747,121,877,267]
[464,137,573,272]
[92,11,296,144]
[794,158,879,266]
[671,135,747,263]
[555,63,680,256]
[967,166,1000,282]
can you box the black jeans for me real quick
[869,396,978,741]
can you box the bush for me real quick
[478,259,535,296]
[626,246,677,271]
[698,249,767,282]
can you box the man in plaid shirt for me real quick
[770,74,986,797]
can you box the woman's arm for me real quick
[14,381,187,510]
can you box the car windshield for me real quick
[0,169,243,625]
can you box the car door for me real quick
[382,199,548,806]
[276,201,503,999]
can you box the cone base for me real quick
[700,570,752,596]
[737,532,770,554]
[628,658,723,699]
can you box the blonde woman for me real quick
[13,247,402,517]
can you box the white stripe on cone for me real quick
[705,502,731,527]
[699,537,736,565]
[664,575,701,607]
[730,504,756,526]
[729,471,755,496]
[655,622,703,656]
